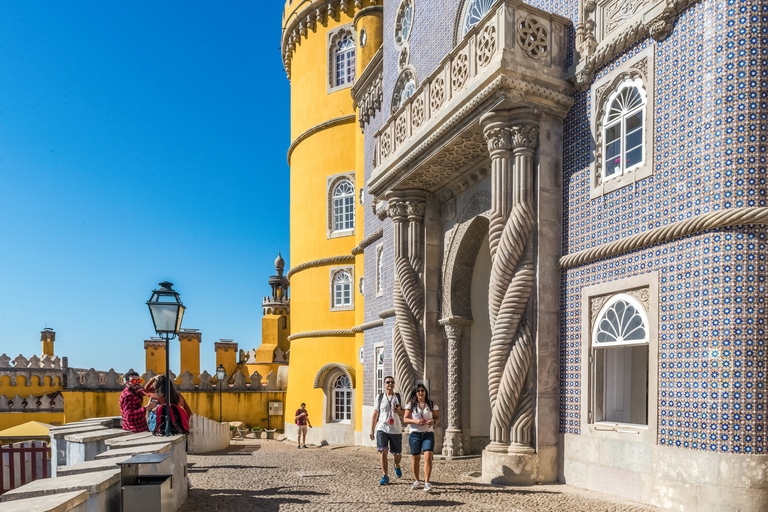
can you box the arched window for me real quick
[333,374,352,422]
[332,179,355,232]
[459,0,498,38]
[603,79,646,180]
[333,270,353,309]
[335,36,356,87]
[391,68,417,112]
[591,293,650,425]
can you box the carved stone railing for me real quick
[0,391,64,412]
[369,0,572,195]
[147,368,286,393]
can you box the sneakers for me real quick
[297,445,301,449]
[379,475,389,485]
[302,445,308,448]
[411,481,420,490]
[394,465,402,478]
[424,482,432,492]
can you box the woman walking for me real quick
[404,383,439,491]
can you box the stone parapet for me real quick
[65,368,125,391]
[0,392,64,413]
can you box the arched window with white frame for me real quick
[458,0,498,39]
[591,293,650,426]
[335,36,356,87]
[332,269,353,309]
[332,179,355,233]
[332,374,352,422]
[602,79,646,181]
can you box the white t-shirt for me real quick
[373,393,402,434]
[405,402,439,433]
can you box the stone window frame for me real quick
[330,265,355,312]
[390,66,418,114]
[580,272,658,445]
[394,0,415,47]
[327,172,356,239]
[327,23,356,94]
[453,0,496,45]
[375,243,384,297]
[590,46,654,198]
[374,343,385,398]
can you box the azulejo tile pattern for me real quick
[560,0,768,454]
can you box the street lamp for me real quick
[146,281,185,436]
[216,364,226,423]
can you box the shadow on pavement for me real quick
[182,486,330,512]
[188,465,279,473]
[391,499,465,507]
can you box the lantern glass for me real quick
[146,282,185,335]
[216,365,226,381]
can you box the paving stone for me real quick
[181,440,666,512]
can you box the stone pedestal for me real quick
[482,450,540,485]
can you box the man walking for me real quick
[295,403,312,448]
[119,371,156,433]
[370,376,404,484]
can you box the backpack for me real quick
[376,392,402,411]
[153,404,190,436]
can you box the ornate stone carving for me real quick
[626,287,651,311]
[451,52,469,91]
[440,317,472,458]
[477,23,497,67]
[380,131,392,159]
[590,295,610,328]
[606,0,644,34]
[412,97,425,129]
[399,47,409,70]
[395,114,408,145]
[647,17,674,41]
[517,17,548,59]
[509,125,539,150]
[485,127,511,153]
[430,77,445,112]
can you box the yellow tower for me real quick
[178,329,201,377]
[214,340,238,378]
[144,338,166,375]
[41,328,55,356]
[254,253,291,362]
[281,0,382,445]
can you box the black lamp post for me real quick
[216,364,226,423]
[146,281,185,436]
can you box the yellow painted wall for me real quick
[0,374,64,396]
[145,342,167,374]
[183,391,286,428]
[215,346,238,377]
[62,391,122,423]
[0,413,64,431]
[179,332,201,377]
[255,313,290,362]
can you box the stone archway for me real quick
[440,192,491,456]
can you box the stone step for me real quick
[0,490,88,512]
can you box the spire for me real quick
[275,252,285,276]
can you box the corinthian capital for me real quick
[387,200,409,220]
[509,125,539,150]
[406,200,426,219]
[484,127,512,153]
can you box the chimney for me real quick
[41,328,56,356]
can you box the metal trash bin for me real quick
[116,454,173,512]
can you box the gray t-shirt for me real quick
[373,393,402,434]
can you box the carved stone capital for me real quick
[483,127,512,153]
[387,200,409,220]
[509,125,539,150]
[647,17,674,41]
[406,200,426,219]
[575,69,594,92]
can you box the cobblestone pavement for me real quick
[181,440,666,512]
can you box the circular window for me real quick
[395,0,414,46]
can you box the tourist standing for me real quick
[120,371,156,433]
[404,383,439,491]
[295,403,312,448]
[370,376,405,485]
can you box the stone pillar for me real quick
[385,190,426,397]
[215,340,238,378]
[439,317,472,457]
[480,109,540,484]
[144,339,167,375]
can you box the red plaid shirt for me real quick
[120,386,149,432]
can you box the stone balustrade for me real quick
[0,392,64,413]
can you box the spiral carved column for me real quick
[482,111,539,454]
[439,316,471,457]
[386,191,426,397]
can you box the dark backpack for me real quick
[153,404,190,436]
[377,392,402,411]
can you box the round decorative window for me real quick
[395,0,414,46]
[592,293,649,346]
[359,28,367,48]
[391,68,417,112]
[460,0,497,38]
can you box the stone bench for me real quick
[0,469,120,512]
[48,425,108,477]
[64,429,131,468]
[0,490,88,512]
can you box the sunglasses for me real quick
[416,389,426,393]
[384,380,394,384]
[129,379,141,385]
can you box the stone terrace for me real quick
[182,440,667,512]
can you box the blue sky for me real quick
[0,2,290,374]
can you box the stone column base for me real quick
[482,449,540,485]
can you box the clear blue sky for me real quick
[0,2,291,375]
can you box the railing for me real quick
[0,441,51,494]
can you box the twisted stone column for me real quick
[387,191,426,397]
[482,111,539,454]
[439,317,472,457]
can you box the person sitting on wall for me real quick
[144,375,193,433]
[295,402,312,449]
[120,371,157,433]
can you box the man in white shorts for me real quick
[370,376,404,485]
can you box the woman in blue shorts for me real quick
[404,383,440,491]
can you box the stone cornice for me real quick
[286,254,355,280]
[287,114,356,164]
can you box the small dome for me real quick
[275,252,285,270]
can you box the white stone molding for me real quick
[327,172,356,239]
[560,207,768,269]
[573,0,696,90]
[383,191,427,397]
[435,167,489,203]
[287,114,356,164]
[391,66,418,116]
[590,47,654,197]
[327,22,357,94]
[352,56,383,132]
[351,227,383,254]
[313,363,356,389]
[286,254,355,280]
[378,308,396,319]
[481,110,539,452]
